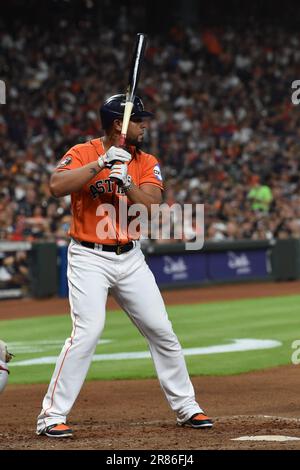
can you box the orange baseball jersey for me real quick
[56,138,164,244]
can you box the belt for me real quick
[79,240,135,255]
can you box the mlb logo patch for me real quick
[153,164,163,181]
[57,156,72,168]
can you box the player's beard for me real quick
[125,136,143,152]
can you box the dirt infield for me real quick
[1,365,300,450]
[1,281,300,450]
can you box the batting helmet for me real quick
[100,94,153,131]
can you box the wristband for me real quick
[123,175,133,192]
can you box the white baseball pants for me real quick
[0,361,9,394]
[37,240,202,432]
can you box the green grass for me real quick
[0,294,299,384]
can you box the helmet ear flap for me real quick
[99,109,117,131]
[99,94,126,131]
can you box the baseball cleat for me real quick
[37,423,73,438]
[180,413,213,429]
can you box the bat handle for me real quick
[119,133,127,147]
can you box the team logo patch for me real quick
[153,164,163,181]
[57,156,72,168]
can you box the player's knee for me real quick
[69,320,105,350]
[162,333,181,351]
[146,323,180,349]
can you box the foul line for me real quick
[10,338,282,367]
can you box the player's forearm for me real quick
[50,162,102,197]
[125,184,162,212]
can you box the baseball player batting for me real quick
[36,35,212,438]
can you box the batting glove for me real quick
[109,163,132,189]
[0,340,14,363]
[98,146,131,169]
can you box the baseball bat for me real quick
[119,33,148,147]
[110,33,147,184]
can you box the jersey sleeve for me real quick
[139,155,164,190]
[55,146,84,172]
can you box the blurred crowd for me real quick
[0,250,29,294]
[1,12,300,244]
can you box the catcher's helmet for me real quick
[100,94,153,130]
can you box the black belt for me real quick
[80,240,134,255]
